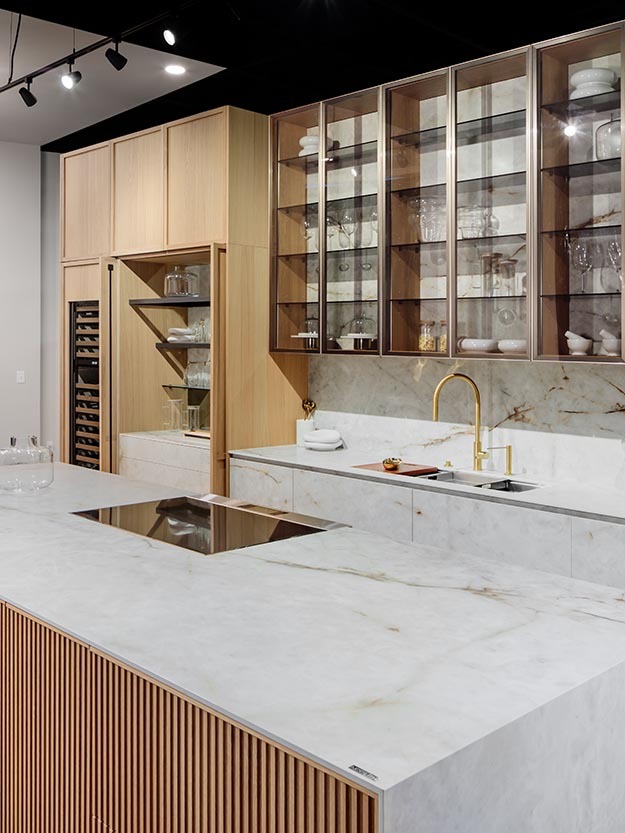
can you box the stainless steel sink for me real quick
[420,470,540,492]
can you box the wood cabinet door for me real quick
[166,111,227,248]
[112,129,165,256]
[62,145,111,261]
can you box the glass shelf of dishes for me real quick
[270,21,624,361]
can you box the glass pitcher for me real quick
[0,436,54,493]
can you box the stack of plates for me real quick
[303,429,343,452]
[167,327,196,344]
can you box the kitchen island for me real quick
[2,464,625,831]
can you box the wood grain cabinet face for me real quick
[0,604,378,833]
[166,112,227,248]
[112,129,165,255]
[62,145,111,261]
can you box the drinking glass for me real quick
[608,239,622,288]
[572,240,593,294]
[187,406,201,432]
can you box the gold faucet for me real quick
[432,373,489,472]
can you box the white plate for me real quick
[304,441,343,451]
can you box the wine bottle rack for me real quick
[69,302,100,469]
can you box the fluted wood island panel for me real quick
[0,603,378,833]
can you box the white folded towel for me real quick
[303,429,341,445]
[304,440,343,451]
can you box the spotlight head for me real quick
[19,79,37,107]
[163,28,176,46]
[61,66,82,89]
[105,42,128,71]
[563,124,577,137]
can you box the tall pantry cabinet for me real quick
[60,106,307,495]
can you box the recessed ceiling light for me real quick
[165,64,186,76]
[163,28,176,46]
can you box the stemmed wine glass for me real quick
[608,239,622,289]
[337,210,355,272]
[361,209,378,272]
[301,217,317,252]
[572,240,593,294]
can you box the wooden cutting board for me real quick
[354,462,439,476]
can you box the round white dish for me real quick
[571,68,617,88]
[571,83,615,99]
[304,429,341,444]
[498,339,528,354]
[299,134,320,146]
[566,336,593,355]
[458,338,499,353]
[602,337,621,355]
[304,441,343,451]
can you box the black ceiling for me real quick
[3,1,625,152]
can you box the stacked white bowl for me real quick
[570,68,617,99]
[303,428,344,451]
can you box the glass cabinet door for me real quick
[454,52,530,359]
[271,105,321,352]
[385,73,448,354]
[538,28,623,361]
[323,90,380,353]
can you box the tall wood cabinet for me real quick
[60,106,308,494]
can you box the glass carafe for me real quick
[164,266,200,297]
[0,436,54,493]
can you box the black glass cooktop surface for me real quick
[75,495,340,557]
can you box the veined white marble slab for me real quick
[229,441,625,526]
[0,463,185,516]
[2,467,625,798]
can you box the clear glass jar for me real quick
[0,436,54,493]
[438,320,448,353]
[418,320,436,352]
[596,114,621,160]
[164,266,200,297]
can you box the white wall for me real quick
[0,141,41,445]
[40,152,60,450]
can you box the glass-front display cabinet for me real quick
[323,89,380,353]
[454,51,529,359]
[538,28,623,361]
[384,72,448,354]
[271,104,321,352]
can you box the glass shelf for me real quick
[458,232,526,246]
[390,181,446,198]
[542,225,622,237]
[156,342,210,350]
[542,158,620,179]
[458,294,528,301]
[457,171,527,205]
[391,124,446,151]
[457,109,526,144]
[542,89,621,119]
[325,140,377,167]
[540,291,621,298]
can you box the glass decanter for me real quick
[0,436,54,494]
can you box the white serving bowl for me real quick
[602,337,621,356]
[299,134,320,148]
[571,68,617,88]
[458,337,499,353]
[571,83,616,99]
[566,336,593,355]
[498,339,528,354]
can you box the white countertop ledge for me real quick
[3,466,625,793]
[229,444,625,524]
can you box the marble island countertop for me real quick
[229,444,625,525]
[3,465,625,803]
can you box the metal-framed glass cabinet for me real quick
[537,27,623,361]
[270,20,625,364]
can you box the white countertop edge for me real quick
[0,590,383,796]
[229,446,622,525]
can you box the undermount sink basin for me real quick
[420,470,540,492]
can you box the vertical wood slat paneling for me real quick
[0,603,378,833]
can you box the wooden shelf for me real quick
[162,384,211,392]
[129,297,210,308]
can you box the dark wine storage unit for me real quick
[69,301,100,469]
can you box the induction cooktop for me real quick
[75,494,342,557]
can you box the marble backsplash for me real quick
[309,355,625,440]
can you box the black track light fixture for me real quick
[18,78,37,107]
[61,61,82,89]
[105,40,128,71]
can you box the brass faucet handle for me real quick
[487,444,513,476]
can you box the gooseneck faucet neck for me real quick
[432,373,487,472]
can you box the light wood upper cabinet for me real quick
[166,111,227,248]
[62,145,110,261]
[112,128,165,255]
